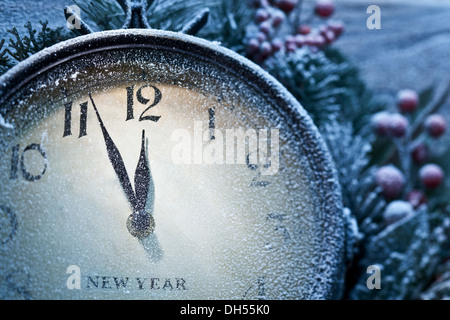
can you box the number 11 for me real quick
[63,101,88,138]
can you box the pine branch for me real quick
[198,0,253,52]
[72,0,253,53]
[349,206,444,299]
[7,26,33,62]
[4,21,72,66]
[0,39,13,75]
[264,47,384,132]
[149,0,214,31]
[179,8,210,35]
[72,0,124,31]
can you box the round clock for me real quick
[0,27,345,299]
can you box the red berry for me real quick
[315,0,335,18]
[376,165,405,199]
[388,113,409,138]
[411,143,429,164]
[406,190,427,209]
[271,38,284,51]
[318,25,335,44]
[255,32,267,42]
[259,20,273,34]
[322,30,336,44]
[396,89,419,113]
[285,35,296,45]
[327,20,344,37]
[294,34,306,47]
[304,34,315,46]
[297,24,311,35]
[255,8,270,22]
[371,111,391,135]
[308,34,326,48]
[247,38,261,54]
[383,200,414,225]
[272,11,285,27]
[425,114,447,138]
[420,164,444,189]
[286,43,296,52]
[259,41,273,58]
[285,40,297,52]
[276,0,297,14]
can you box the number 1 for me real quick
[208,107,215,140]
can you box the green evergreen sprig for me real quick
[0,39,12,75]
[72,0,124,31]
[71,0,252,52]
[0,21,72,75]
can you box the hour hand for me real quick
[127,130,155,238]
[134,130,152,213]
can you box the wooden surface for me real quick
[332,0,450,103]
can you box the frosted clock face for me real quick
[0,30,344,299]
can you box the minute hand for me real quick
[89,93,137,210]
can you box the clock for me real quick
[0,24,346,299]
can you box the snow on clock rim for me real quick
[0,28,346,299]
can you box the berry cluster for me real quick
[372,89,447,217]
[246,0,344,62]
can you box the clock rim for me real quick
[0,28,346,299]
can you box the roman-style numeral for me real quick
[63,101,88,138]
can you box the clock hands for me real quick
[127,130,155,238]
[134,129,151,213]
[90,94,136,208]
[89,93,155,238]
